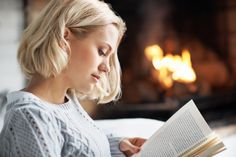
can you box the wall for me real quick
[227,0,236,80]
[0,0,24,93]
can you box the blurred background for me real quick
[1,0,236,130]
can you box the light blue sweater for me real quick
[0,91,125,157]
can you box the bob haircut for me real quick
[17,0,126,104]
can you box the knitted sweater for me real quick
[0,91,125,157]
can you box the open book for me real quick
[132,100,226,157]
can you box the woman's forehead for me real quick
[91,25,119,49]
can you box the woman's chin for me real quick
[78,85,95,95]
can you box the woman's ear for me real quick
[64,27,70,41]
[61,28,71,54]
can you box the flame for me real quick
[145,45,196,88]
[144,45,163,61]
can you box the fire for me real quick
[145,45,196,88]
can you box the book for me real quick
[132,100,226,157]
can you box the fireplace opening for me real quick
[24,0,236,125]
[95,0,236,124]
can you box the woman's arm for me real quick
[107,133,146,157]
[0,106,63,157]
[106,133,126,157]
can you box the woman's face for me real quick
[64,24,119,94]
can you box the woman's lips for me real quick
[91,74,100,82]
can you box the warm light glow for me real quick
[145,45,196,88]
[144,44,163,61]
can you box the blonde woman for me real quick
[0,0,146,156]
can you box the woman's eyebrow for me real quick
[102,41,114,53]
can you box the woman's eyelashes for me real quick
[98,49,107,56]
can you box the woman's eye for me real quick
[98,49,106,56]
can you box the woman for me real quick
[0,0,145,156]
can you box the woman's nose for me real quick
[99,61,110,73]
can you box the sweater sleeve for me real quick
[107,133,126,157]
[0,106,63,157]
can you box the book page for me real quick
[133,100,213,157]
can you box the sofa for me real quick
[95,118,236,157]
[0,100,236,156]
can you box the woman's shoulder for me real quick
[3,91,80,125]
[5,90,50,112]
[2,91,60,129]
[3,91,79,121]
[5,91,46,109]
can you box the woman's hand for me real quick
[119,137,146,157]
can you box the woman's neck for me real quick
[24,74,69,104]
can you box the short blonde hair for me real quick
[18,0,126,104]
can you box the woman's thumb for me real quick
[127,144,140,153]
[120,139,140,153]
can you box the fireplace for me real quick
[25,0,236,123]
[95,0,236,122]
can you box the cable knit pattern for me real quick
[0,91,125,157]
